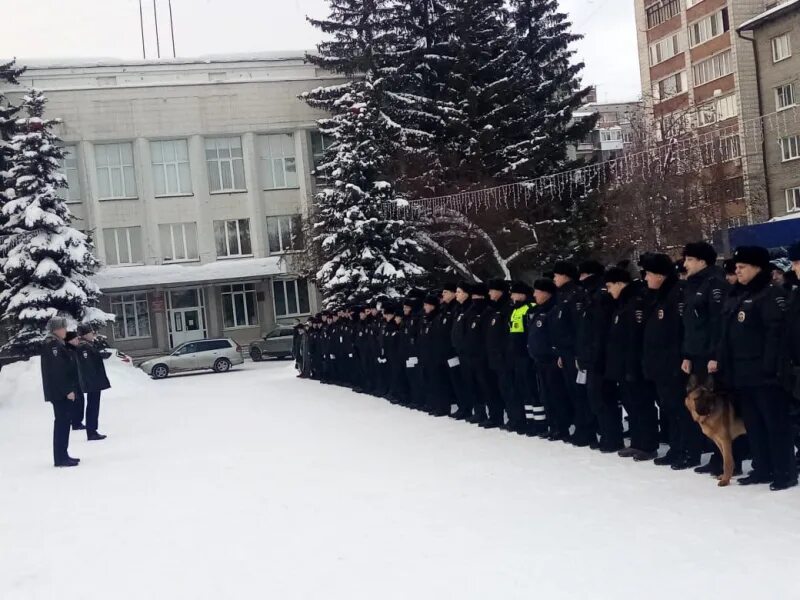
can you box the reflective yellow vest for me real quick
[509,303,534,333]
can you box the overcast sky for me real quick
[1,0,641,101]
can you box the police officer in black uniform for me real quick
[507,282,541,434]
[605,267,659,461]
[485,280,512,428]
[719,246,797,490]
[400,297,425,408]
[419,293,452,417]
[640,253,691,468]
[75,324,111,441]
[449,283,473,419]
[40,317,80,467]
[460,283,494,425]
[528,278,565,439]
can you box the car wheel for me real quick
[151,364,169,379]
[249,347,263,362]
[214,358,232,373]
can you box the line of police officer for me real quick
[294,241,800,491]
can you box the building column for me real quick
[242,132,266,258]
[205,285,222,338]
[189,135,216,262]
[135,138,160,264]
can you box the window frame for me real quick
[150,139,193,197]
[772,33,792,63]
[775,83,795,111]
[103,226,143,266]
[205,136,246,193]
[688,8,729,48]
[58,145,82,204]
[159,222,199,263]
[780,134,800,162]
[652,71,688,102]
[266,214,305,254]
[692,50,732,87]
[648,33,682,67]
[786,187,800,213]
[220,283,259,329]
[259,133,299,190]
[213,218,253,259]
[110,293,151,340]
[95,142,137,200]
[646,0,681,29]
[272,278,311,318]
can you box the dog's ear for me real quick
[687,374,699,392]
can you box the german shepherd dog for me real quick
[685,375,746,487]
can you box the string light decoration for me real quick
[380,104,800,219]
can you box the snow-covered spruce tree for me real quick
[0,90,112,354]
[302,0,427,306]
[0,60,25,198]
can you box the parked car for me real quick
[249,325,295,361]
[140,338,244,379]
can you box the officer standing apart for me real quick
[75,324,111,441]
[40,316,81,468]
[720,246,797,490]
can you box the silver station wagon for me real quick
[140,338,244,379]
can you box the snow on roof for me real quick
[92,257,289,291]
[738,0,800,30]
[769,210,800,222]
[8,50,316,71]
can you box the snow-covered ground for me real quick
[2,356,800,599]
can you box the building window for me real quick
[686,0,702,7]
[310,131,334,170]
[259,134,298,189]
[652,71,687,102]
[646,0,680,29]
[697,94,738,126]
[213,218,252,258]
[221,283,259,328]
[151,139,192,196]
[688,8,729,47]
[719,135,741,162]
[772,33,792,63]
[599,129,622,142]
[786,187,800,212]
[273,278,311,318]
[727,216,745,229]
[780,134,800,161]
[205,137,246,192]
[95,142,136,199]
[111,293,150,339]
[649,33,682,67]
[159,222,198,263]
[103,226,143,266]
[775,83,795,111]
[58,145,81,203]
[692,51,732,86]
[266,215,304,254]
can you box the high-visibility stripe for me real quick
[533,415,547,421]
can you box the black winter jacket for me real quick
[551,280,585,358]
[719,270,788,388]
[642,276,684,382]
[461,298,490,360]
[75,340,112,393]
[682,266,729,360]
[604,285,646,383]
[527,297,558,362]
[485,297,512,370]
[576,275,614,372]
[40,335,78,403]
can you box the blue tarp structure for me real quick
[729,217,800,249]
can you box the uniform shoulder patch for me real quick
[635,310,643,323]
[711,288,723,303]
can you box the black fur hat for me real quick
[788,240,800,262]
[487,279,509,293]
[604,267,632,284]
[578,260,604,277]
[442,282,458,293]
[683,241,718,266]
[456,281,473,294]
[533,278,557,295]
[423,294,439,307]
[552,261,578,280]
[471,283,489,297]
[381,301,399,315]
[732,246,770,270]
[723,258,737,275]
[510,281,532,295]
[640,253,675,276]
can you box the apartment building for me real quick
[572,99,642,162]
[738,0,800,218]
[3,54,339,356]
[634,0,771,226]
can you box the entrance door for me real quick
[168,288,207,348]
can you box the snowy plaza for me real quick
[2,356,800,600]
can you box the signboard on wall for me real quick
[150,292,166,313]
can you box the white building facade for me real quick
[7,54,338,356]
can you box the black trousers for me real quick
[588,372,623,450]
[462,356,496,422]
[71,391,85,427]
[449,358,473,416]
[406,362,425,407]
[51,397,72,464]
[86,391,101,433]
[737,385,797,482]
[424,362,453,415]
[560,354,596,443]
[536,359,568,433]
[620,380,659,453]
[653,377,700,460]
[358,353,373,392]
[511,356,542,430]
[489,364,513,425]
